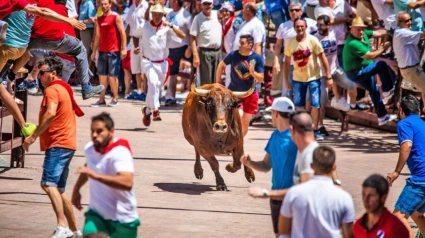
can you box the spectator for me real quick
[72,113,140,237]
[342,16,397,126]
[278,145,354,238]
[78,0,97,67]
[241,97,297,236]
[394,0,424,31]
[314,15,368,136]
[22,56,83,238]
[190,0,222,85]
[306,0,319,19]
[387,95,425,237]
[314,0,354,66]
[273,1,317,98]
[216,34,264,137]
[90,0,127,107]
[134,3,185,125]
[371,0,396,32]
[354,174,410,238]
[283,18,331,140]
[220,2,236,87]
[127,0,149,101]
[393,11,425,109]
[164,0,192,106]
[264,0,289,28]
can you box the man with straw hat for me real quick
[342,16,397,126]
[133,3,186,126]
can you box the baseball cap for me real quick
[201,0,213,3]
[220,2,235,12]
[265,97,295,113]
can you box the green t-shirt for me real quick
[342,29,373,72]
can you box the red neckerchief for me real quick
[150,20,163,32]
[95,138,133,155]
[222,16,235,53]
[49,80,84,117]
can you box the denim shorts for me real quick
[41,147,75,193]
[395,178,425,216]
[292,79,321,108]
[169,45,190,76]
[97,51,121,77]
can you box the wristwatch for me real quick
[262,188,269,197]
[170,25,174,29]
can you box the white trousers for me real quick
[141,58,168,111]
[225,65,231,87]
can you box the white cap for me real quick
[265,97,295,113]
[220,2,235,12]
[201,0,213,4]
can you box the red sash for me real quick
[142,56,173,86]
[95,138,132,155]
[222,16,235,53]
[49,80,84,117]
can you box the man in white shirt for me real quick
[393,11,425,107]
[127,0,149,100]
[273,1,317,97]
[133,3,185,126]
[371,0,396,32]
[278,145,355,238]
[190,0,222,85]
[220,2,236,87]
[164,0,192,106]
[314,0,355,65]
[72,112,140,237]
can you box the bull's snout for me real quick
[213,121,228,133]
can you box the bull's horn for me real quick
[232,80,255,98]
[190,81,210,97]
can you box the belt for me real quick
[307,4,317,7]
[142,56,173,85]
[400,63,419,70]
[199,47,221,52]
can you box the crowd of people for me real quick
[1,0,425,237]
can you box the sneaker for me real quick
[142,106,151,126]
[90,101,107,107]
[314,130,324,141]
[82,85,105,100]
[135,92,146,101]
[319,126,329,136]
[72,230,83,238]
[382,87,395,103]
[165,99,177,107]
[124,94,132,99]
[350,103,370,111]
[26,80,38,95]
[0,21,8,45]
[378,114,398,126]
[153,110,162,121]
[415,230,424,238]
[51,226,73,238]
[333,98,350,112]
[21,123,37,137]
[108,100,119,107]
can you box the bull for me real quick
[182,81,256,191]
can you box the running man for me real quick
[72,112,140,237]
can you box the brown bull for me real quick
[182,82,256,191]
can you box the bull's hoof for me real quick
[225,163,240,173]
[194,166,203,180]
[216,184,228,191]
[244,167,255,183]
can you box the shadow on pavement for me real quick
[153,182,214,195]
[0,192,45,196]
[114,128,148,132]
[0,176,32,181]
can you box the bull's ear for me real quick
[233,100,242,108]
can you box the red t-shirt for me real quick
[97,12,121,53]
[353,208,410,238]
[31,0,66,41]
[0,0,28,20]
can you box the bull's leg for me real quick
[225,147,243,173]
[194,148,203,180]
[244,165,255,183]
[204,156,227,191]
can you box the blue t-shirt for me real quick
[78,0,96,28]
[397,114,425,182]
[4,10,36,48]
[265,129,298,190]
[223,50,264,92]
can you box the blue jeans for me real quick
[41,147,75,193]
[292,79,321,108]
[395,178,425,216]
[346,61,396,118]
[269,9,289,29]
[27,34,94,92]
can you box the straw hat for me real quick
[150,3,166,14]
[351,16,367,28]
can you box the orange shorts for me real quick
[122,50,131,70]
[240,92,259,115]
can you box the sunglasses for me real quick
[402,18,412,23]
[39,69,54,76]
[290,8,301,12]
[317,23,327,27]
[202,2,212,5]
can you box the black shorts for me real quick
[270,199,283,234]
[168,45,190,76]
